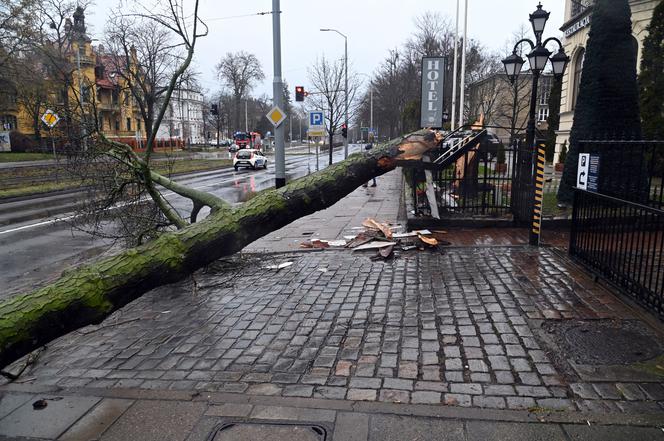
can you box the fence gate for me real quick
[569,139,664,319]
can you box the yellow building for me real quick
[0,7,145,146]
[555,0,662,163]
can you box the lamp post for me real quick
[358,73,373,142]
[320,28,348,159]
[501,2,569,245]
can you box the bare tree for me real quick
[65,0,229,247]
[0,0,37,71]
[215,51,265,131]
[307,55,361,164]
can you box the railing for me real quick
[570,189,664,318]
[430,142,519,216]
[578,140,664,210]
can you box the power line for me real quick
[205,11,277,22]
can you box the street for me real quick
[0,145,363,299]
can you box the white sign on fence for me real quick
[577,153,590,190]
[0,131,11,152]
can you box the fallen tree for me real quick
[0,130,442,368]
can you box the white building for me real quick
[156,88,205,145]
[554,0,661,163]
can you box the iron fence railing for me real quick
[570,189,664,318]
[578,140,664,210]
[431,143,519,216]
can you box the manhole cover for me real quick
[542,319,663,365]
[210,422,327,441]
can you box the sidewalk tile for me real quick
[563,424,664,440]
[368,415,464,441]
[59,398,134,441]
[466,421,567,441]
[0,395,100,439]
[0,393,33,419]
[334,412,369,441]
[99,400,206,441]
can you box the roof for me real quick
[95,54,127,89]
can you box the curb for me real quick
[1,385,663,428]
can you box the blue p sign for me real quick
[309,111,324,128]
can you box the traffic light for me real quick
[295,86,305,102]
[210,104,218,115]
[341,124,347,138]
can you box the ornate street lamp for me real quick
[501,2,569,246]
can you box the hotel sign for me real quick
[564,15,591,38]
[420,57,446,129]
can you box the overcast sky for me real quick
[86,0,564,99]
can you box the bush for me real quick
[558,141,567,164]
[9,131,40,153]
[497,143,506,164]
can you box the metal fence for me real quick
[427,143,521,217]
[570,189,664,319]
[578,140,664,210]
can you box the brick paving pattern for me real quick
[22,247,664,414]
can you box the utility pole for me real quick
[244,100,248,133]
[344,37,349,159]
[272,0,286,188]
[369,80,373,138]
[451,0,459,131]
[458,0,468,129]
[76,42,87,151]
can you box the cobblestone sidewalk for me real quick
[1,170,663,440]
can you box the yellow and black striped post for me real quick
[530,144,546,246]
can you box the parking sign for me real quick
[308,111,324,130]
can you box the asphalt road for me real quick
[0,144,364,299]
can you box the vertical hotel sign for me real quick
[420,57,446,128]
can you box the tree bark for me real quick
[0,131,441,369]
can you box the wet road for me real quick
[0,145,363,298]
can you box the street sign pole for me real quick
[344,37,348,160]
[272,0,286,188]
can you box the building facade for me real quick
[467,72,553,143]
[554,0,661,163]
[156,88,205,145]
[0,7,145,144]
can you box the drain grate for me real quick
[542,319,663,365]
[209,421,327,441]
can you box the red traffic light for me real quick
[295,86,305,102]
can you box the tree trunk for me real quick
[0,131,441,369]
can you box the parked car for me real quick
[233,149,268,170]
[480,133,504,159]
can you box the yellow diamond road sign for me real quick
[266,106,287,127]
[41,109,60,128]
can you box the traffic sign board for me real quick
[308,111,325,130]
[307,129,326,137]
[41,109,60,128]
[266,106,287,127]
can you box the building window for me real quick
[572,48,585,110]
[115,119,120,131]
[137,120,141,131]
[538,107,549,122]
[1,115,17,130]
[126,118,131,131]
[539,77,551,106]
[571,0,592,18]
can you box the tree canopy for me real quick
[639,0,664,139]
[558,0,642,203]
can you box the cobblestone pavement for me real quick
[10,246,663,417]
[244,170,403,253]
